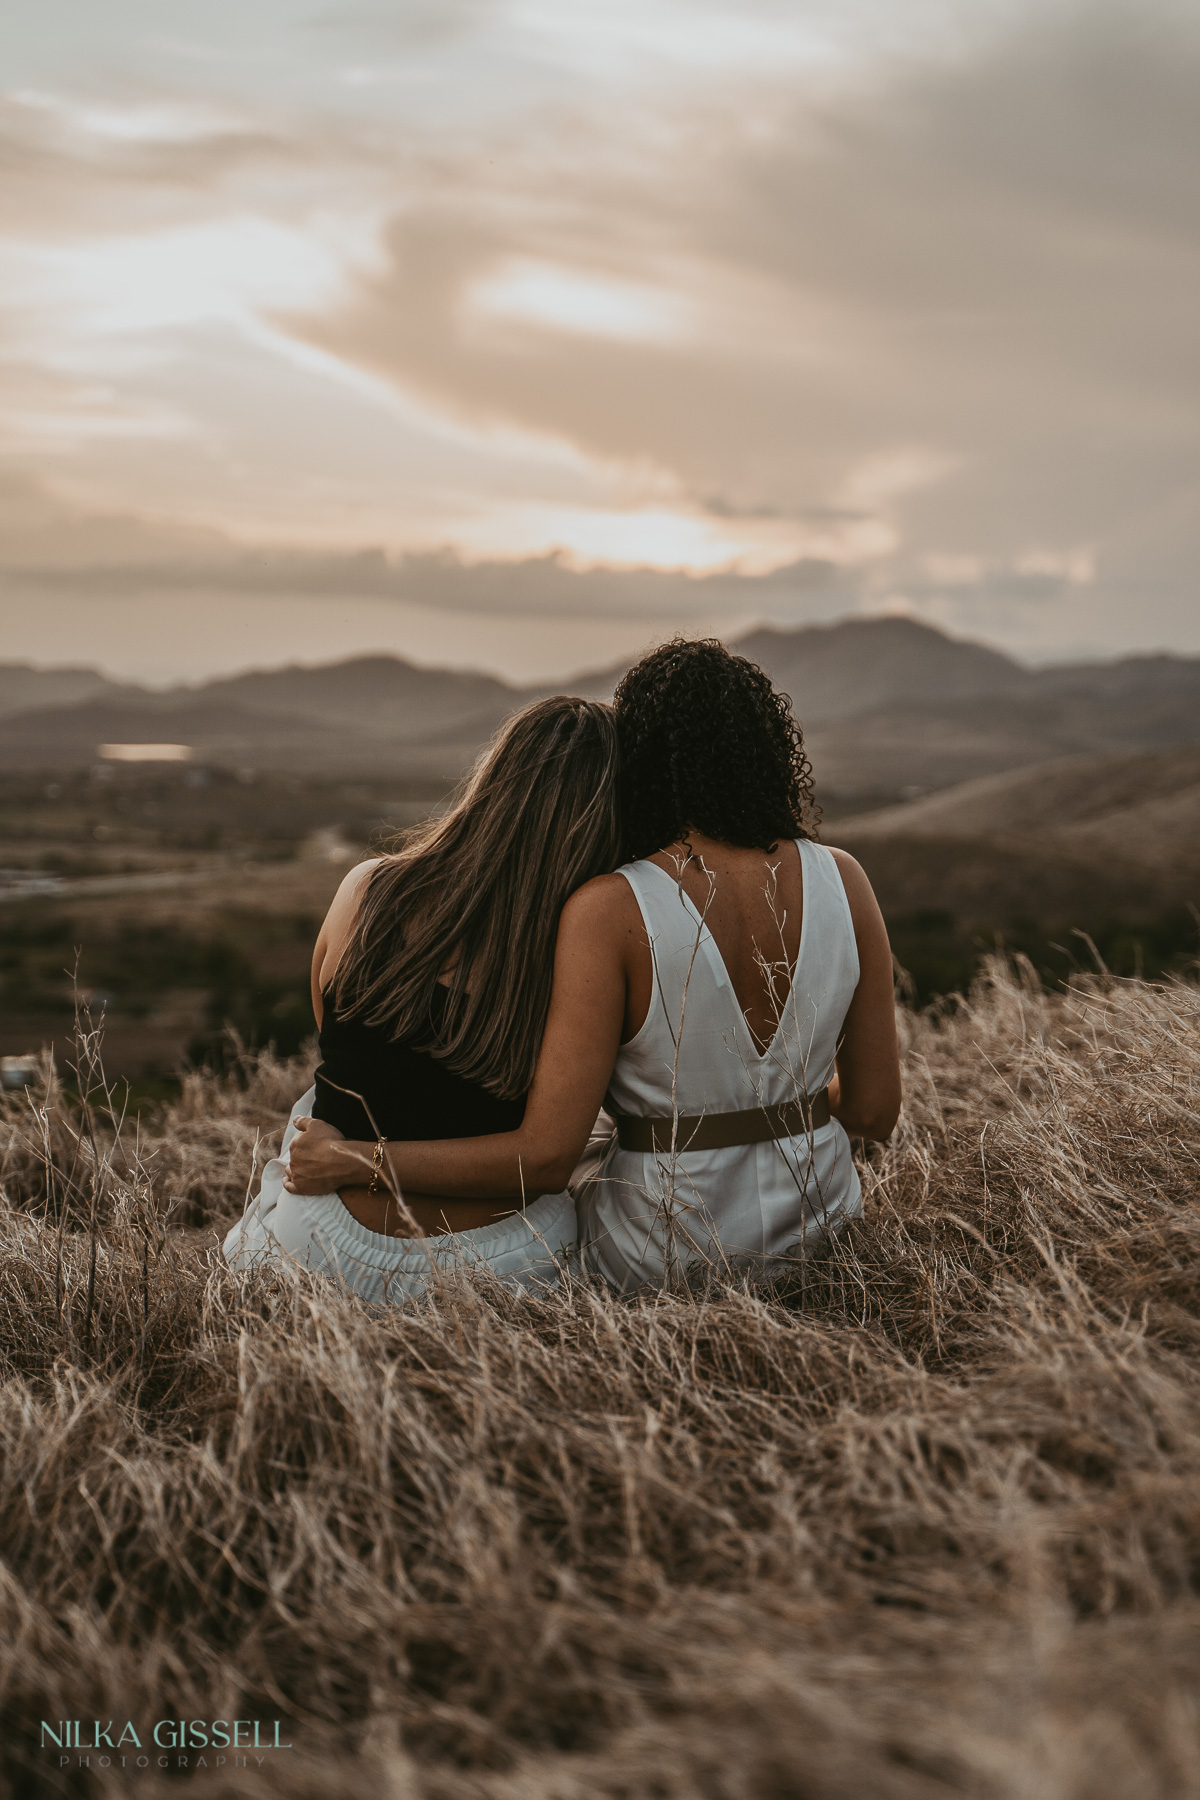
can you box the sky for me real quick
[0,0,1197,684]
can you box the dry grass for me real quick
[1,959,1199,1798]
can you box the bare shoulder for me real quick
[558,871,640,937]
[326,858,382,923]
[317,858,383,949]
[826,845,866,885]
[825,846,884,924]
[313,858,384,994]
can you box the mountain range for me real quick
[2,616,1199,799]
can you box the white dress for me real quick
[577,839,862,1290]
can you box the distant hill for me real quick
[825,742,1200,996]
[0,656,524,778]
[1,618,1198,795]
[0,663,129,721]
[802,685,1200,798]
[738,616,1027,720]
[550,615,1032,719]
[199,655,519,743]
[742,619,1200,795]
[830,743,1200,900]
[835,744,1200,845]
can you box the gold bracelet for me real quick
[367,1137,386,1196]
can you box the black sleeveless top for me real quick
[312,984,527,1143]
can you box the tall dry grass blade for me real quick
[0,959,1197,1796]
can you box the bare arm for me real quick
[827,849,902,1140]
[287,875,630,1200]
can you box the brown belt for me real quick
[613,1087,830,1154]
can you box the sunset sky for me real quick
[0,0,1197,683]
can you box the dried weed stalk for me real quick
[0,959,1198,1799]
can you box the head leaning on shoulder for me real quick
[331,694,620,1099]
[613,637,820,863]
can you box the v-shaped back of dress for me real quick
[606,838,859,1121]
[578,838,864,1291]
[650,849,802,1057]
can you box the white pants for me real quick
[223,1086,578,1304]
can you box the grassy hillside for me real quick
[1,963,1198,1796]
[838,744,1200,843]
[828,744,1200,1000]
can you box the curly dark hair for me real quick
[613,637,820,861]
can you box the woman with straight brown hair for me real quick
[223,694,621,1301]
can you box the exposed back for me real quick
[607,839,859,1119]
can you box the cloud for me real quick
[305,0,502,53]
[1,1,1199,673]
[285,6,1200,633]
[0,465,858,619]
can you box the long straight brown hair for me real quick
[330,695,620,1100]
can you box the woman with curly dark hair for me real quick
[614,635,822,860]
[572,637,901,1287]
[283,639,899,1292]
